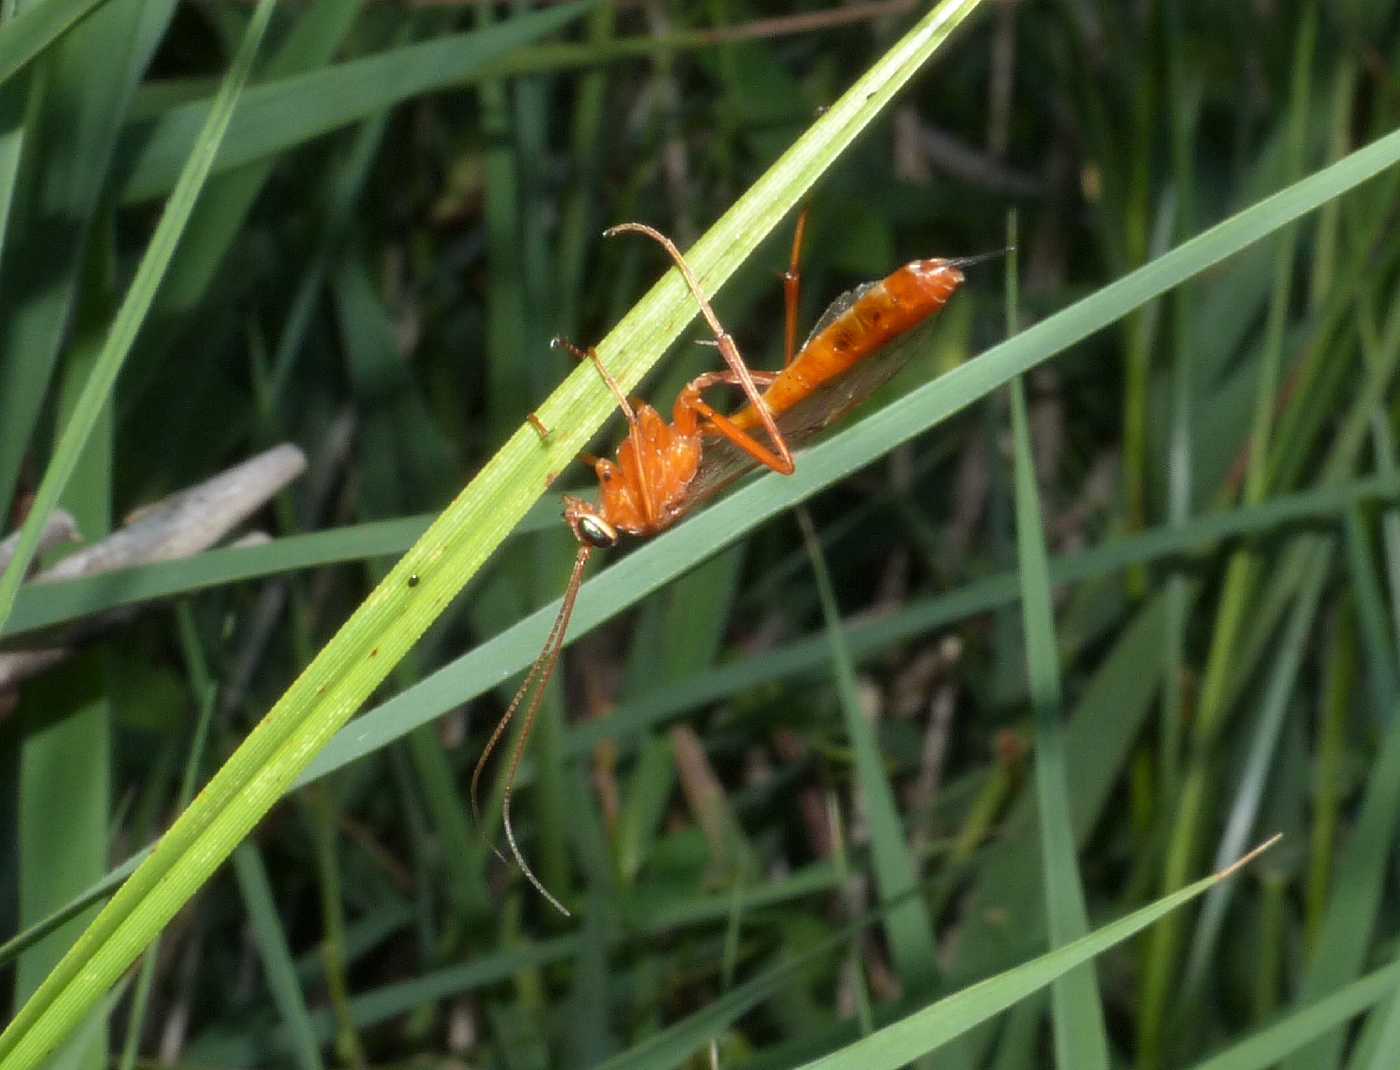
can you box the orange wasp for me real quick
[474,213,977,915]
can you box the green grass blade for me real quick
[0,0,109,87]
[799,508,939,994]
[0,0,278,634]
[117,1,598,203]
[1351,953,1400,1070]
[231,845,324,1070]
[0,851,148,971]
[305,470,1400,786]
[795,850,1271,1070]
[17,320,116,1065]
[7,464,1398,651]
[1281,688,1400,1068]
[1177,541,1330,1009]
[0,0,174,535]
[0,4,985,1061]
[1008,376,1109,1068]
[300,129,1400,785]
[0,504,570,640]
[147,0,361,325]
[1185,957,1400,1070]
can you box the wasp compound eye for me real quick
[577,514,619,549]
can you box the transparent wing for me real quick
[684,315,941,510]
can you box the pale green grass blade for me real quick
[0,0,278,633]
[7,463,1397,652]
[1008,376,1109,1067]
[794,853,1270,1070]
[307,470,1400,785]
[1,503,571,640]
[231,844,324,1070]
[1184,957,1400,1070]
[0,5,985,1060]
[301,129,1400,785]
[799,508,938,994]
[0,0,109,86]
[118,1,598,203]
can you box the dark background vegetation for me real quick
[3,0,1400,1067]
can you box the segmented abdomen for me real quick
[730,258,965,433]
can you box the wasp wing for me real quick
[683,313,943,510]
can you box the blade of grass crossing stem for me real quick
[0,9,982,1061]
[796,847,1274,1070]
[798,508,938,995]
[1008,378,1109,1065]
[0,0,278,634]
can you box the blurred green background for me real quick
[2,0,1400,1066]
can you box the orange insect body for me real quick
[728,258,965,433]
[475,219,973,917]
[584,257,966,542]
[589,400,703,536]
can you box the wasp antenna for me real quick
[947,246,1015,270]
[503,787,572,917]
[472,545,593,917]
